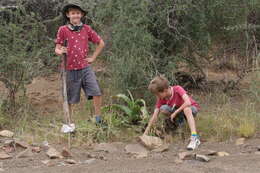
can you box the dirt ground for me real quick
[1,70,260,173]
[2,138,260,173]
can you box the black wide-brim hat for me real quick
[62,4,87,21]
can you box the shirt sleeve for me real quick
[175,85,187,97]
[55,27,65,45]
[87,26,101,44]
[155,98,163,109]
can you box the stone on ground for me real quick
[93,143,118,153]
[0,130,14,138]
[46,147,62,159]
[138,135,163,150]
[125,144,148,158]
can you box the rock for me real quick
[41,141,49,151]
[257,146,260,151]
[0,168,4,172]
[2,146,15,153]
[174,158,183,164]
[125,144,148,158]
[195,154,210,162]
[216,151,230,157]
[82,158,96,164]
[94,143,118,153]
[178,152,195,160]
[0,130,14,138]
[41,160,50,165]
[138,135,163,150]
[16,148,34,158]
[61,148,72,158]
[236,138,245,145]
[152,144,170,153]
[0,152,12,159]
[46,147,62,159]
[31,146,41,153]
[255,151,260,155]
[15,140,29,149]
[65,159,77,164]
[4,139,14,146]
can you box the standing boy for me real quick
[55,1,105,123]
[144,76,201,150]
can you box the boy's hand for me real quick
[170,112,177,122]
[56,46,67,55]
[85,55,96,63]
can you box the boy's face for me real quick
[66,8,83,24]
[156,88,171,100]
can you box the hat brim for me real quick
[62,4,87,21]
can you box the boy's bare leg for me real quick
[68,104,73,123]
[93,95,102,117]
[183,107,197,134]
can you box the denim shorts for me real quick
[160,104,198,129]
[66,66,101,104]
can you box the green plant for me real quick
[110,90,149,125]
[0,6,47,115]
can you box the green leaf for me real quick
[110,104,132,117]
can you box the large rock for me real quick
[138,135,163,150]
[125,144,148,158]
[94,143,118,153]
[0,130,14,138]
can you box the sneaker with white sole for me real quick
[187,135,201,150]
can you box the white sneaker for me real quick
[187,135,200,150]
[61,123,75,133]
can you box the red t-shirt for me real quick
[55,24,101,70]
[155,85,200,110]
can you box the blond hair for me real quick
[148,75,169,94]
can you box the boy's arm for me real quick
[86,39,105,63]
[170,94,191,121]
[143,108,160,135]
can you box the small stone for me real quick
[65,159,77,164]
[46,147,62,159]
[255,151,260,155]
[125,144,148,158]
[94,143,118,153]
[98,155,107,161]
[174,158,183,164]
[32,147,41,153]
[0,130,14,138]
[61,148,72,158]
[236,138,245,145]
[178,152,195,160]
[195,154,210,162]
[16,148,33,158]
[41,160,50,165]
[82,158,96,164]
[0,152,12,160]
[2,146,15,153]
[4,140,14,146]
[217,151,230,157]
[257,146,260,151]
[152,144,169,153]
[15,140,29,149]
